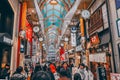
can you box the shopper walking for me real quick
[78,63,86,80]
[32,71,51,80]
[60,62,71,79]
[84,66,94,80]
[58,69,70,80]
[10,66,26,80]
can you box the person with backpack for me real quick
[78,63,86,80]
[84,66,94,80]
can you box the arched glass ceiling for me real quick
[37,0,76,30]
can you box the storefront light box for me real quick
[116,19,120,37]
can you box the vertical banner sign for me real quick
[71,33,76,47]
[80,18,84,37]
[32,39,37,55]
[21,2,27,30]
[59,47,65,61]
[97,66,107,80]
[27,41,30,55]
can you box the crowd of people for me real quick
[0,62,94,80]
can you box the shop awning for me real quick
[0,33,12,45]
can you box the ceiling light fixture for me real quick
[50,0,58,5]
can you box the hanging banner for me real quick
[80,18,84,36]
[71,33,76,47]
[21,2,27,30]
[27,41,30,55]
[97,66,107,80]
[32,39,37,55]
[59,47,65,61]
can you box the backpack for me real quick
[10,73,26,80]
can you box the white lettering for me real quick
[3,36,11,44]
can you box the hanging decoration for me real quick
[59,46,65,61]
[26,20,33,43]
[21,2,27,30]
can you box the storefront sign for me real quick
[3,36,12,45]
[71,33,76,47]
[90,33,100,45]
[76,45,82,52]
[32,39,37,55]
[110,73,120,80]
[97,67,107,80]
[89,53,106,63]
[88,7,103,34]
[116,19,120,37]
[116,0,120,9]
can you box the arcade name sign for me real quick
[3,36,12,45]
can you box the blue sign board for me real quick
[116,0,120,9]
[71,27,77,33]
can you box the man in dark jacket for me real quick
[10,66,26,80]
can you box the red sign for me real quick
[26,20,32,43]
[59,47,65,61]
[90,33,100,45]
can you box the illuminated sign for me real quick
[90,33,100,45]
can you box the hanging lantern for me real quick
[50,0,58,5]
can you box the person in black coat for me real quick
[60,62,72,79]
[0,64,10,79]
[10,66,26,80]
[32,71,51,80]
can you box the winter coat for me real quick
[60,68,72,79]
[84,70,94,80]
[78,69,85,80]
[0,68,10,79]
[47,71,55,80]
